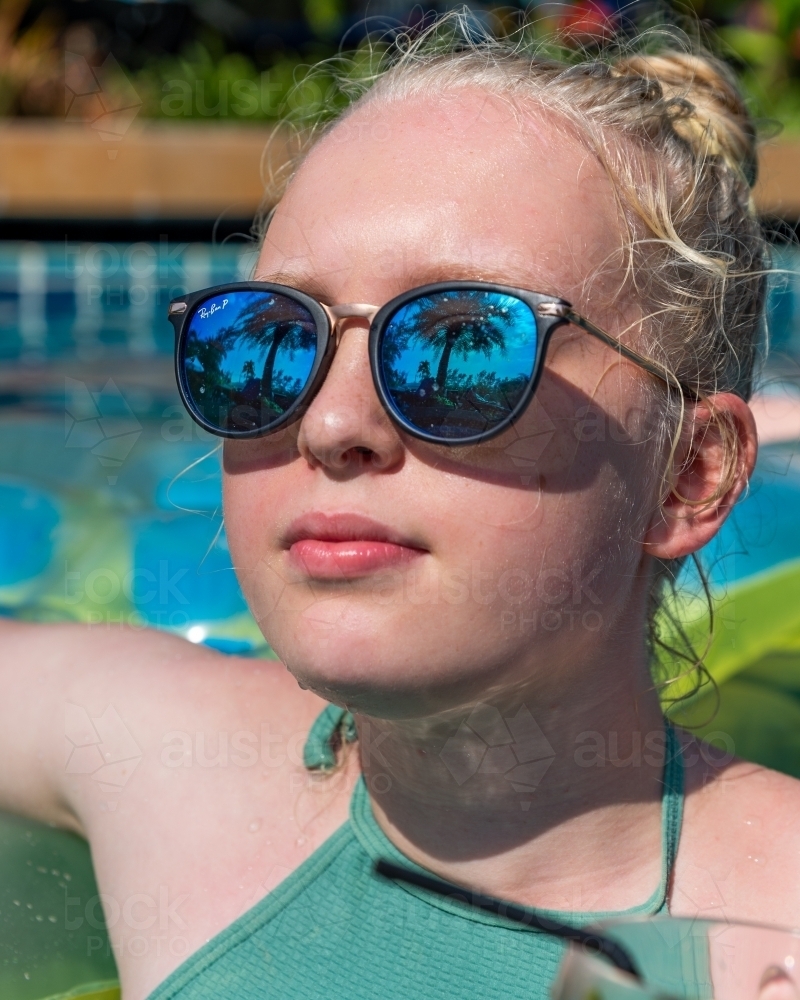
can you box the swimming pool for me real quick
[0,240,270,655]
[0,241,259,367]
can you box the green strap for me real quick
[659,722,685,909]
[303,709,683,916]
[348,719,684,921]
[302,704,357,770]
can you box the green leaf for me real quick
[718,26,785,67]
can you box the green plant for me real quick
[691,0,800,132]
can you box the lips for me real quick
[284,512,427,579]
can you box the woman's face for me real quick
[223,88,660,717]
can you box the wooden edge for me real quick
[0,122,299,218]
[0,121,797,220]
[753,139,800,219]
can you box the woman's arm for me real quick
[0,620,90,832]
[0,619,206,836]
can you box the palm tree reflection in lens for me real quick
[184,291,317,432]
[381,290,539,439]
[234,294,316,406]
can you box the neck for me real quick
[356,651,670,914]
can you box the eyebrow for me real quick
[254,262,553,304]
[251,269,342,302]
[398,262,546,291]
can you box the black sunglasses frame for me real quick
[373,859,641,979]
[168,280,691,446]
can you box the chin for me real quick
[270,624,516,721]
[274,639,426,716]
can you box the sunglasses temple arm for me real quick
[565,309,696,401]
[373,859,641,979]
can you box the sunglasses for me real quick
[168,280,690,446]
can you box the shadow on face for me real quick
[224,85,658,492]
[223,359,661,498]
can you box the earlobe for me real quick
[643,393,758,562]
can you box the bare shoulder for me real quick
[3,616,312,708]
[673,728,800,927]
[0,621,355,1000]
[49,621,328,804]
[0,618,328,831]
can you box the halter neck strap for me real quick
[304,709,684,919]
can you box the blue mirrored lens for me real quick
[380,290,539,439]
[182,291,318,433]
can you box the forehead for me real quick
[258,88,623,302]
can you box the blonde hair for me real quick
[261,15,767,404]
[258,12,770,697]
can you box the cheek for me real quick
[443,407,658,613]
[445,475,635,610]
[223,469,303,636]
[221,434,299,566]
[414,424,647,621]
[222,467,280,581]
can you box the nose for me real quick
[296,320,404,473]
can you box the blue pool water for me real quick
[0,240,259,365]
[0,240,266,653]
[0,241,799,648]
[0,418,265,653]
[0,481,60,585]
[699,442,800,589]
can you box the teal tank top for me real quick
[147,709,684,1000]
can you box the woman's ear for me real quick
[643,393,758,560]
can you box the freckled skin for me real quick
[225,92,656,713]
[0,86,797,1000]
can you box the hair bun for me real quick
[611,51,758,187]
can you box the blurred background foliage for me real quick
[1,0,799,130]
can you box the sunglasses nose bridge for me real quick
[323,303,380,347]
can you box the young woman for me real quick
[2,18,799,1000]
